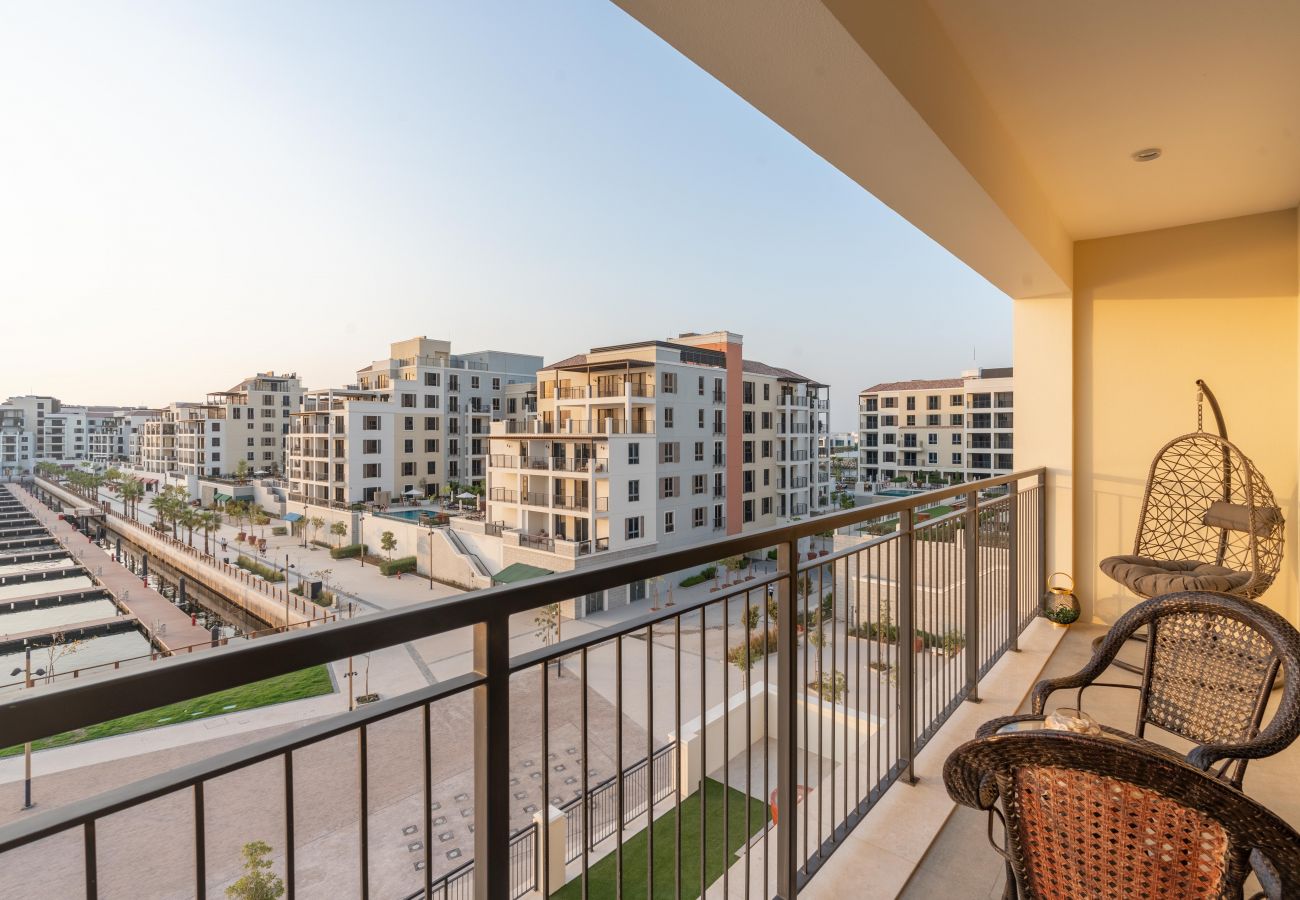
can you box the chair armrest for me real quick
[1249,849,1283,900]
[1028,627,1141,714]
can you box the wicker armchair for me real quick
[944,730,1300,899]
[985,592,1300,787]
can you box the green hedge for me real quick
[330,543,368,560]
[679,565,718,588]
[271,526,288,536]
[380,556,418,576]
[235,554,285,582]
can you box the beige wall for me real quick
[1072,209,1299,624]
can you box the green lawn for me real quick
[554,777,769,900]
[1,665,334,757]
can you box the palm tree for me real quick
[177,506,199,547]
[120,477,144,518]
[198,509,223,555]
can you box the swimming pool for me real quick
[379,508,438,522]
[876,488,925,497]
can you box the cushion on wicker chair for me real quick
[1100,555,1253,596]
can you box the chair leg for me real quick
[1001,861,1017,899]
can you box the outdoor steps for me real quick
[0,614,140,654]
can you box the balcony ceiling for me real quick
[925,0,1300,241]
[616,0,1300,298]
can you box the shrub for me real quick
[330,543,368,560]
[678,565,718,588]
[271,526,288,536]
[816,670,848,702]
[380,556,418,576]
[1044,604,1080,625]
[727,628,779,679]
[310,539,332,550]
[235,555,285,583]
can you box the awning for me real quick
[283,512,303,522]
[213,492,232,503]
[492,562,552,585]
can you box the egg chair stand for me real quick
[1097,380,1285,674]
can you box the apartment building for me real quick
[857,367,1014,485]
[486,331,830,614]
[85,408,156,465]
[288,338,541,506]
[0,402,31,475]
[135,373,304,479]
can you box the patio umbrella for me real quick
[455,491,476,499]
[403,489,421,497]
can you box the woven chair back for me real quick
[944,732,1300,899]
[1134,432,1284,599]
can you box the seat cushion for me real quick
[1099,555,1252,597]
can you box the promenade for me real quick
[9,485,213,652]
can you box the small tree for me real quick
[43,632,83,682]
[380,530,397,560]
[808,610,825,679]
[308,516,325,545]
[817,669,848,703]
[233,459,250,483]
[225,840,284,900]
[534,603,562,677]
[744,602,761,632]
[329,521,347,547]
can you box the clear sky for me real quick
[0,1,1011,431]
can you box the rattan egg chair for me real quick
[1100,381,1284,601]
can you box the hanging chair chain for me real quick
[1197,388,1204,432]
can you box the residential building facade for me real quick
[857,367,1014,485]
[288,338,541,506]
[487,331,830,614]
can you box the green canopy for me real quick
[492,562,553,585]
[213,492,232,503]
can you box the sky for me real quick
[0,1,1011,432]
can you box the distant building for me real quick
[857,367,1013,485]
[288,337,542,506]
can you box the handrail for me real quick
[0,467,1046,862]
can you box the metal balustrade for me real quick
[0,469,1045,900]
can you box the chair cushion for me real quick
[1099,555,1252,597]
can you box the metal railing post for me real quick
[964,490,981,702]
[775,536,800,898]
[473,611,511,900]
[1007,481,1020,652]
[897,508,918,784]
[1037,469,1048,618]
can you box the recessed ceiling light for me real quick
[1132,148,1162,162]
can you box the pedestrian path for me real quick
[9,486,214,652]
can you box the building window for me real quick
[425,395,438,409]
[363,440,381,454]
[363,463,381,478]
[927,452,938,465]
[404,439,414,453]
[761,497,772,515]
[427,461,437,474]
[697,409,705,429]
[743,499,754,523]
[625,516,642,540]
[951,453,962,465]
[401,394,416,408]
[693,474,705,494]
[743,441,754,463]
[905,397,916,410]
[628,443,639,465]
[402,462,416,476]
[926,415,940,426]
[492,377,501,391]
[905,415,916,426]
[663,407,673,428]
[693,507,705,528]
[694,441,704,461]
[742,412,754,434]
[628,480,640,502]
[660,477,678,499]
[927,434,938,445]
[363,416,380,431]
[470,376,480,390]
[950,414,963,427]
[742,470,755,493]
[424,372,439,387]
[659,442,678,464]
[662,373,676,394]
[664,511,675,534]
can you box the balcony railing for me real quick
[0,470,1046,899]
[502,420,655,436]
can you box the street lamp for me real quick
[300,504,308,548]
[12,646,47,811]
[358,512,366,568]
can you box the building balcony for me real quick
[496,419,655,437]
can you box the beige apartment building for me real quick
[857,367,1014,485]
[137,373,304,479]
[486,331,830,614]
[287,338,541,506]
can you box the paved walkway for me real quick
[9,486,213,651]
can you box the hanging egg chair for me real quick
[1099,381,1284,600]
